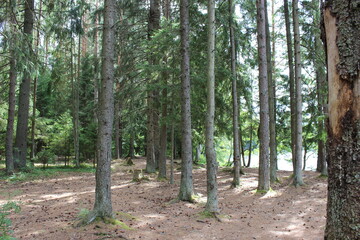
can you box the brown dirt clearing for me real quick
[0,158,327,240]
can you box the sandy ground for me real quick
[0,158,327,240]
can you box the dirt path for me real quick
[0,158,327,239]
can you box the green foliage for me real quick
[0,202,20,239]
[0,165,95,182]
[34,149,56,168]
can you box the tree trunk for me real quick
[158,0,171,179]
[322,2,360,238]
[229,0,240,187]
[266,0,277,183]
[114,100,121,159]
[30,0,42,163]
[256,0,270,192]
[146,0,160,173]
[14,0,35,169]
[158,86,167,178]
[247,120,253,168]
[93,0,100,163]
[129,131,134,158]
[170,123,175,184]
[5,0,17,175]
[205,0,219,213]
[313,0,327,176]
[292,0,304,186]
[92,0,116,220]
[73,31,81,168]
[178,0,194,201]
[283,0,296,172]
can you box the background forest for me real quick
[0,0,326,173]
[1,0,359,239]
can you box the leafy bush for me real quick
[34,149,56,169]
[0,202,20,239]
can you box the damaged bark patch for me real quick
[326,0,360,82]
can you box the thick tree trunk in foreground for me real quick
[205,0,219,213]
[283,0,296,171]
[229,0,240,188]
[292,0,304,186]
[323,2,360,239]
[92,0,116,220]
[256,0,270,192]
[178,0,194,201]
[14,0,35,169]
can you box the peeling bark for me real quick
[323,2,360,239]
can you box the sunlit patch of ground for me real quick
[0,157,327,240]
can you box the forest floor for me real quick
[0,157,327,240]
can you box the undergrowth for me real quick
[0,165,95,182]
[0,202,21,239]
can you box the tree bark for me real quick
[30,0,42,163]
[323,2,360,238]
[313,0,327,176]
[229,0,240,187]
[114,100,121,159]
[170,122,175,184]
[266,0,277,183]
[146,0,161,173]
[283,0,296,172]
[158,0,171,179]
[14,0,35,169]
[92,0,116,220]
[129,131,134,158]
[292,0,304,186]
[256,0,270,192]
[178,0,194,201]
[5,0,17,175]
[205,0,219,213]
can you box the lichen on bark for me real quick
[325,0,360,82]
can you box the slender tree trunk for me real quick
[170,123,175,184]
[91,0,116,220]
[322,2,360,238]
[30,0,42,163]
[283,0,296,171]
[247,118,253,168]
[93,0,99,163]
[292,0,304,186]
[14,0,35,169]
[178,0,194,201]
[73,31,81,168]
[266,0,277,183]
[146,0,160,173]
[129,132,134,158]
[256,0,270,192]
[158,0,171,179]
[229,0,240,187]
[114,100,121,159]
[313,0,327,176]
[205,0,219,213]
[5,0,17,175]
[158,86,167,178]
[239,124,246,167]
